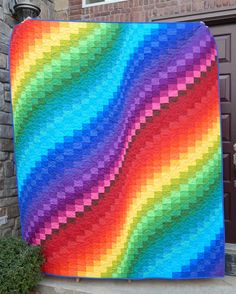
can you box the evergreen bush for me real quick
[0,237,43,294]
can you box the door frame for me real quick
[151,8,236,25]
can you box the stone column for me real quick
[55,0,69,19]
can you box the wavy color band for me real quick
[10,20,224,279]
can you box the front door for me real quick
[209,24,236,243]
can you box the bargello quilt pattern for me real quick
[10,20,224,279]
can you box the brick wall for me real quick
[0,0,57,238]
[69,0,236,21]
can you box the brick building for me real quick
[0,0,236,275]
[69,0,236,22]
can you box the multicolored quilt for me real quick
[10,20,224,279]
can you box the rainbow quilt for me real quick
[10,20,224,279]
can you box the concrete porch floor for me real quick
[38,275,236,294]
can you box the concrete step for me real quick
[38,276,236,294]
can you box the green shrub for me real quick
[0,237,44,294]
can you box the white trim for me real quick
[151,7,236,22]
[82,0,127,9]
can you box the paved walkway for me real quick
[38,276,236,294]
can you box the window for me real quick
[82,0,126,8]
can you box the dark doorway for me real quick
[209,24,236,243]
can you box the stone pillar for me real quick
[55,0,69,20]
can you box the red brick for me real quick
[69,0,236,22]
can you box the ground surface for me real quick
[38,275,236,294]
